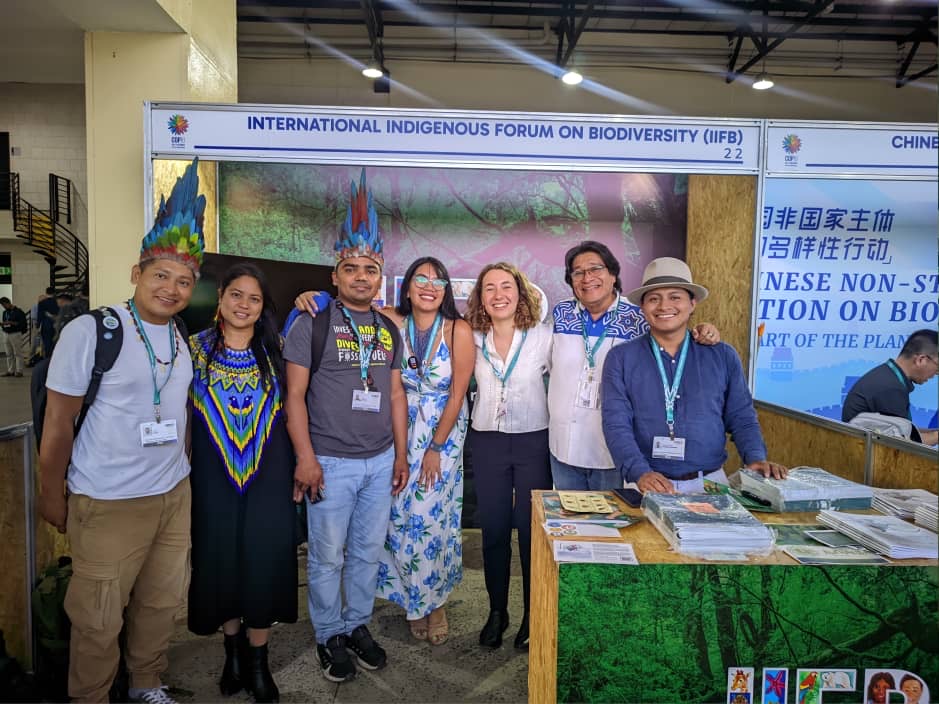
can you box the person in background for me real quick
[842,329,938,445]
[188,263,296,702]
[602,257,786,494]
[283,170,408,683]
[38,158,205,704]
[548,241,720,490]
[37,286,60,358]
[465,262,553,651]
[28,292,47,365]
[1,296,29,377]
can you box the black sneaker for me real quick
[316,634,357,682]
[348,625,387,670]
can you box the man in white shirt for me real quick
[549,241,719,490]
[38,160,205,704]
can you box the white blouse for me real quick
[471,322,552,433]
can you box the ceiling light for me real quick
[752,72,774,90]
[561,69,583,86]
[362,63,383,79]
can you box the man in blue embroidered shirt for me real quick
[601,257,786,494]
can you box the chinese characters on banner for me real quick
[753,179,938,426]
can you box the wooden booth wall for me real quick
[871,439,938,491]
[686,174,757,374]
[725,404,868,484]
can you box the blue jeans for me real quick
[305,445,394,644]
[549,453,623,491]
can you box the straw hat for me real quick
[625,257,709,306]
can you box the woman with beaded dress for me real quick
[188,263,296,703]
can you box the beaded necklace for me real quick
[125,300,180,366]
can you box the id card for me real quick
[651,435,685,460]
[575,379,600,409]
[352,389,382,413]
[139,419,178,447]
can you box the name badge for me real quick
[575,379,600,410]
[652,435,685,460]
[139,419,178,447]
[352,389,382,413]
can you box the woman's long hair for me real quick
[464,262,542,332]
[395,256,460,321]
[206,262,285,391]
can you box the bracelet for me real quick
[428,439,446,452]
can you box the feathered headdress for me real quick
[335,168,383,267]
[140,158,206,276]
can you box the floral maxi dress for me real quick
[377,327,468,619]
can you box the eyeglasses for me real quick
[922,355,939,368]
[570,264,607,282]
[413,274,449,289]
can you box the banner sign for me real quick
[753,178,937,425]
[149,103,760,173]
[765,123,938,176]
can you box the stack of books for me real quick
[737,466,873,512]
[641,492,775,557]
[817,510,938,559]
[541,491,637,528]
[872,488,938,520]
[914,503,938,533]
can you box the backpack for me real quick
[30,308,190,450]
[30,307,123,451]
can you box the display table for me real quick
[529,490,938,704]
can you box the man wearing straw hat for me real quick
[601,257,786,494]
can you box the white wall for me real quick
[0,82,88,243]
[239,58,937,123]
[0,239,54,313]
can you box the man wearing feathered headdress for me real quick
[283,169,409,683]
[39,159,205,704]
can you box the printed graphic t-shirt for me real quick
[284,303,401,459]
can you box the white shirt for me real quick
[548,295,647,468]
[46,305,193,499]
[471,322,552,433]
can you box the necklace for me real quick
[126,301,179,366]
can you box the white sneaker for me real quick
[128,686,179,704]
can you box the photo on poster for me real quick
[761,667,788,704]
[863,670,930,704]
[728,667,754,704]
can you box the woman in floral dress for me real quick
[375,257,474,645]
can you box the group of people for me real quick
[38,159,790,703]
[1,287,86,377]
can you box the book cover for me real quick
[541,491,637,527]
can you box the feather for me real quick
[140,158,206,273]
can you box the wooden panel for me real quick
[726,406,867,483]
[686,174,757,374]
[529,495,559,704]
[0,435,28,664]
[871,442,939,491]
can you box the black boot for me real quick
[219,632,244,696]
[479,610,509,648]
[244,643,279,703]
[514,612,530,651]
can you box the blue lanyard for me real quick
[649,331,690,439]
[336,300,381,390]
[127,299,177,422]
[406,313,442,378]
[581,308,609,369]
[482,329,528,388]
[886,359,908,388]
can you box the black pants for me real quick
[470,428,551,615]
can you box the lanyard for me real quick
[482,329,527,389]
[649,331,690,439]
[406,313,442,378]
[127,299,177,422]
[886,359,908,388]
[581,308,610,369]
[336,300,381,390]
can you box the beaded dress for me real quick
[187,329,297,634]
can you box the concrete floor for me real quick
[0,361,32,429]
[166,532,529,704]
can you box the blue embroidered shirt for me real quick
[601,333,767,482]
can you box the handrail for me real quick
[49,173,72,225]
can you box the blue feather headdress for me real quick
[140,158,206,276]
[335,168,383,267]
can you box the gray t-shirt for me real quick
[283,302,401,459]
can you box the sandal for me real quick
[409,616,428,640]
[428,608,449,646]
